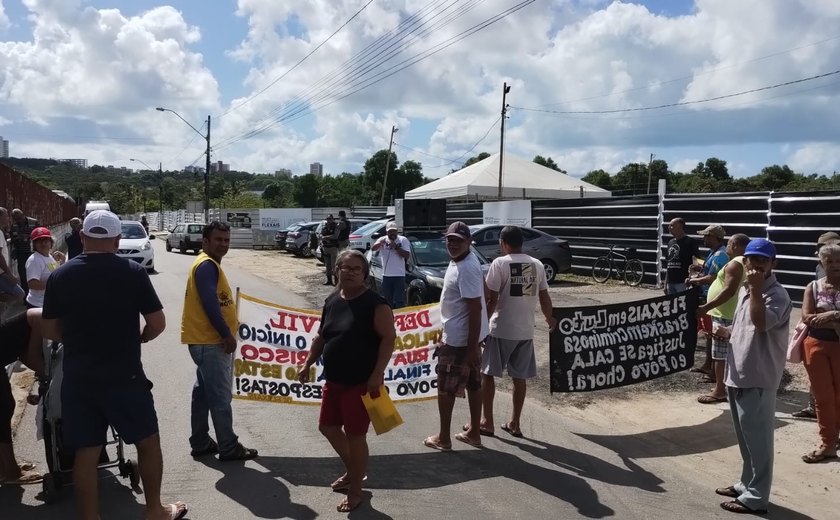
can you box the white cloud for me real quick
[787,144,840,175]
[0,1,9,30]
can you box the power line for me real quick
[216,0,376,119]
[512,69,840,115]
[533,33,840,108]
[427,114,502,169]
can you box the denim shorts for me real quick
[62,375,159,448]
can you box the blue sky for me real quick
[2,0,840,181]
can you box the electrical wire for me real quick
[216,0,376,119]
[512,69,840,115]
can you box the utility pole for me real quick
[498,82,511,201]
[646,153,656,194]
[158,162,163,232]
[204,115,211,223]
[379,125,398,206]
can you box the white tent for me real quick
[405,153,610,200]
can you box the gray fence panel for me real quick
[445,202,483,226]
[352,206,390,221]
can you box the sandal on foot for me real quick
[331,474,368,491]
[423,436,451,452]
[698,394,727,404]
[500,422,524,438]
[719,499,767,515]
[689,367,711,374]
[18,462,37,472]
[455,432,482,448]
[337,492,364,513]
[715,486,739,498]
[164,502,189,520]
[802,449,837,464]
[462,423,495,436]
[218,443,258,462]
[190,439,218,457]
[0,471,43,485]
[698,375,716,384]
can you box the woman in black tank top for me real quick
[298,249,395,512]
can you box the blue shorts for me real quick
[61,376,159,448]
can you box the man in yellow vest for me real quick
[696,233,749,404]
[181,222,257,461]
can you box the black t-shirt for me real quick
[42,253,163,383]
[337,218,350,241]
[665,236,699,283]
[65,229,83,259]
[0,314,31,367]
[319,289,387,385]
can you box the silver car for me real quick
[469,224,572,283]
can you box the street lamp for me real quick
[155,107,211,222]
[131,158,164,232]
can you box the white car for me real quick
[118,221,155,272]
[347,218,392,252]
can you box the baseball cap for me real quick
[744,238,776,259]
[697,225,725,239]
[445,221,471,240]
[386,221,397,231]
[817,231,840,246]
[83,210,122,238]
[30,227,53,241]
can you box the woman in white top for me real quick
[25,227,65,308]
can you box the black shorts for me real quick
[61,375,159,448]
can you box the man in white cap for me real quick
[41,210,188,520]
[371,221,411,308]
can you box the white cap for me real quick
[386,221,398,231]
[83,210,122,238]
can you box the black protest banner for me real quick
[549,291,697,392]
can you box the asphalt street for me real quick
[0,240,817,519]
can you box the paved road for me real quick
[0,241,815,519]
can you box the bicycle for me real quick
[591,245,645,286]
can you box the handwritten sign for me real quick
[235,292,442,404]
[549,291,697,392]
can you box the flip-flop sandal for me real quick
[331,474,368,491]
[715,486,739,498]
[454,432,482,448]
[801,450,838,464]
[462,423,495,436]
[500,422,524,438]
[719,499,767,515]
[0,472,43,485]
[164,502,189,520]
[689,367,711,374]
[698,376,716,384]
[337,492,364,513]
[422,436,452,452]
[18,462,37,472]
[698,395,728,404]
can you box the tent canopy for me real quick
[405,153,610,200]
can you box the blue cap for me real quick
[744,238,776,259]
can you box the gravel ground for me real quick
[221,246,811,411]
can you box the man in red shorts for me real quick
[423,222,489,451]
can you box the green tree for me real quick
[754,164,797,191]
[533,155,565,173]
[691,157,730,182]
[462,152,491,169]
[293,174,321,207]
[581,169,612,190]
[363,150,400,203]
[262,181,296,207]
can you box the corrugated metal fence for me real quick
[0,163,78,225]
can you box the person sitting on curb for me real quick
[696,233,749,404]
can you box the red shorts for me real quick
[319,381,370,436]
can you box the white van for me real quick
[84,201,110,217]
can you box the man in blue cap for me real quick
[716,238,791,515]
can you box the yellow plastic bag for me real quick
[361,386,404,435]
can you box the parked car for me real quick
[469,224,571,283]
[118,221,155,272]
[367,231,490,307]
[347,218,391,252]
[274,222,303,250]
[285,221,320,257]
[166,223,205,254]
[313,217,372,262]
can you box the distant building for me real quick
[0,136,8,158]
[184,165,205,174]
[274,168,292,178]
[211,161,230,173]
[62,159,87,168]
[309,162,323,177]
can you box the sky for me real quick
[2,0,840,181]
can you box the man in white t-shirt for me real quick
[371,221,411,308]
[0,207,25,300]
[423,222,489,451]
[478,226,556,438]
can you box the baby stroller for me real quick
[38,340,139,503]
